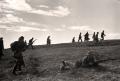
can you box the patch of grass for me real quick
[25,54,44,76]
[1,45,120,81]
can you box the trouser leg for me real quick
[13,57,23,73]
[18,59,22,71]
[30,45,33,49]
[32,45,33,49]
[103,37,104,40]
[0,50,3,60]
[20,57,25,67]
[13,60,19,75]
[81,39,82,42]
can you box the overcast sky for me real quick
[0,0,120,48]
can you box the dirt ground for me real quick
[0,43,120,81]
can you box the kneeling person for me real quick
[81,51,99,67]
[60,60,75,71]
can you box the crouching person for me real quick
[60,60,80,74]
[10,36,27,75]
[81,51,99,67]
[60,61,74,71]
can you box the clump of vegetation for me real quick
[25,55,42,76]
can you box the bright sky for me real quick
[0,0,120,48]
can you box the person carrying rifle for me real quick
[28,37,36,49]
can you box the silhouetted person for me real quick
[92,32,96,41]
[78,32,82,42]
[28,37,34,49]
[11,36,27,75]
[72,37,75,43]
[0,37,4,60]
[95,32,99,42]
[47,36,51,46]
[84,32,90,42]
[101,30,106,40]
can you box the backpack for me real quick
[10,41,26,52]
[10,41,19,52]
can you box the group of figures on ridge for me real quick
[72,30,106,43]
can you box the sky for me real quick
[0,0,120,48]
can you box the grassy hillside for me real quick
[1,40,120,81]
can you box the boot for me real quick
[12,70,17,75]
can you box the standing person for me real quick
[84,32,90,42]
[28,37,35,49]
[10,36,27,75]
[92,32,96,42]
[72,37,75,43]
[0,37,4,60]
[47,36,51,46]
[95,32,99,42]
[78,32,82,42]
[101,30,106,40]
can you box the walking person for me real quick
[84,32,90,42]
[10,36,27,75]
[28,37,36,49]
[92,32,96,42]
[72,37,75,43]
[78,32,82,42]
[47,36,51,46]
[101,30,106,40]
[95,32,99,43]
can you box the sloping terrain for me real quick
[0,40,120,81]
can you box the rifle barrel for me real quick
[96,58,118,63]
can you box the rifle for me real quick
[32,39,37,44]
[28,39,37,45]
[96,58,119,64]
